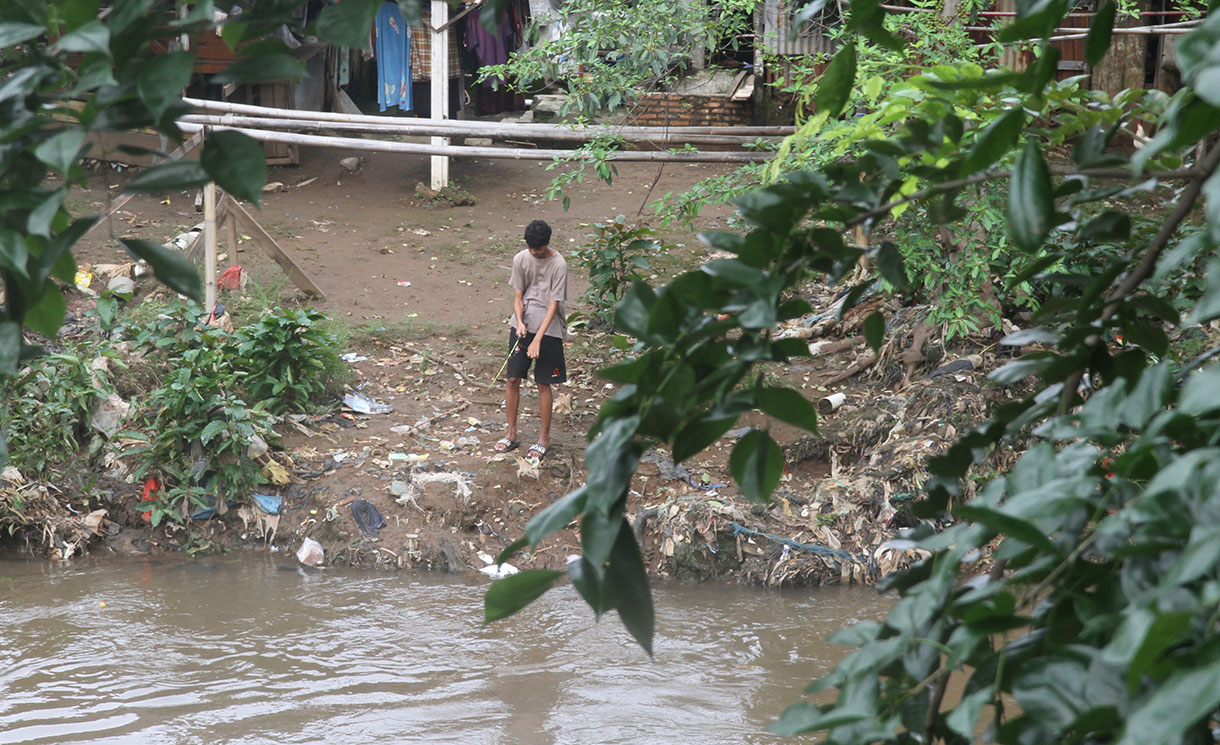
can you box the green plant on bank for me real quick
[484,1,1220,744]
[574,215,668,327]
[0,345,116,475]
[131,323,276,528]
[231,307,345,413]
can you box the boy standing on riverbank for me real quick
[495,219,568,463]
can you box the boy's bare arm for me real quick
[529,300,560,358]
[513,289,527,336]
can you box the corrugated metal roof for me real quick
[762,0,838,56]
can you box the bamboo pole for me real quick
[181,96,795,137]
[203,182,218,312]
[430,0,450,190]
[176,121,774,162]
[178,114,777,146]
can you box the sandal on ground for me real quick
[494,437,520,453]
[526,443,549,463]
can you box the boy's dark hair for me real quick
[524,219,552,249]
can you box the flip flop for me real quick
[526,443,548,463]
[494,437,520,453]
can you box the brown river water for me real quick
[0,555,892,745]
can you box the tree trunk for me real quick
[1092,1,1149,95]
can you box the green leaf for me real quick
[1079,211,1130,243]
[23,284,65,338]
[0,230,29,279]
[200,420,227,445]
[1085,2,1117,66]
[946,686,993,739]
[953,504,1057,554]
[997,0,1071,43]
[673,413,738,462]
[876,241,906,289]
[138,51,194,123]
[1116,663,1220,745]
[962,109,1023,175]
[0,321,21,375]
[212,54,307,85]
[1008,140,1055,252]
[730,429,784,503]
[51,20,110,55]
[37,216,95,287]
[769,702,865,736]
[816,43,856,119]
[27,189,65,238]
[863,311,884,353]
[120,238,203,302]
[495,536,528,565]
[1188,258,1220,324]
[1180,364,1220,414]
[606,520,654,655]
[1119,316,1169,357]
[0,22,44,47]
[1203,170,1220,247]
[756,386,818,433]
[525,486,588,544]
[583,414,641,513]
[483,569,565,623]
[124,160,211,193]
[316,0,380,50]
[201,130,266,205]
[32,130,84,176]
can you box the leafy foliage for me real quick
[488,3,1220,745]
[0,346,115,474]
[231,307,345,413]
[573,216,669,328]
[479,0,759,119]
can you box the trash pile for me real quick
[623,278,1008,588]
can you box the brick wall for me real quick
[626,92,754,127]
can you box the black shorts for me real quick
[506,330,566,384]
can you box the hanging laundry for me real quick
[375,2,413,112]
[409,8,462,82]
[465,1,529,115]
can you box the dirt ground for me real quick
[51,143,974,586]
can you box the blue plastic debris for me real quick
[252,493,283,515]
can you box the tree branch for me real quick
[848,166,1200,228]
[1058,143,1220,413]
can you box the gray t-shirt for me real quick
[510,248,569,340]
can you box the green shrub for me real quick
[132,327,276,527]
[231,307,346,413]
[0,347,115,476]
[574,215,667,328]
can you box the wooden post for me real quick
[1092,0,1148,95]
[430,0,450,191]
[225,205,239,258]
[203,182,218,312]
[220,194,326,298]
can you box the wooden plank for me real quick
[83,130,205,240]
[220,194,325,298]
